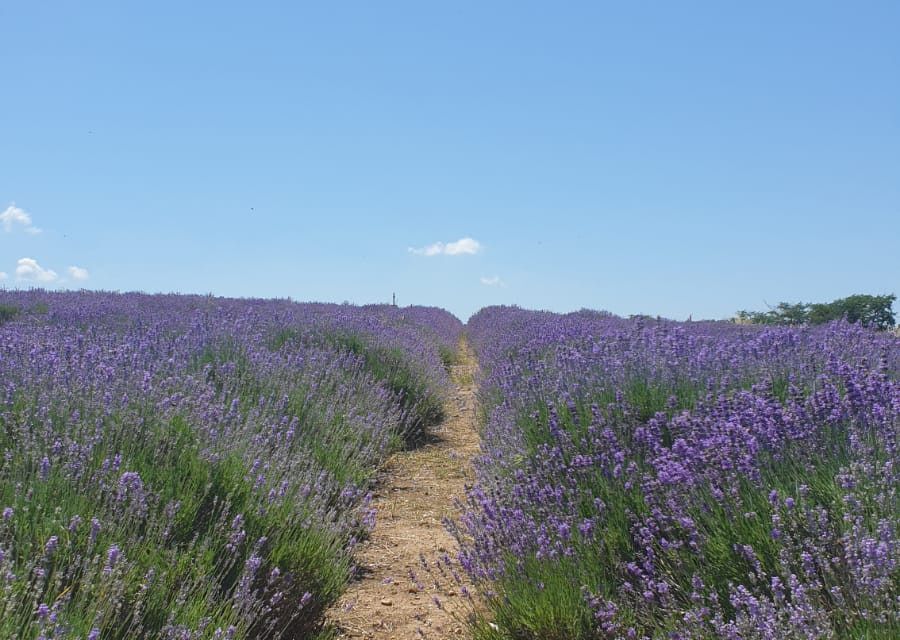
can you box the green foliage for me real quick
[738,293,896,330]
[480,384,880,639]
[265,327,302,351]
[439,344,461,370]
[478,556,598,640]
[265,327,447,445]
[808,293,896,329]
[0,400,349,639]
[0,303,19,324]
[284,385,378,489]
[196,335,384,509]
[192,339,267,408]
[324,331,445,445]
[518,377,702,456]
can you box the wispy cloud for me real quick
[67,266,90,281]
[1,204,42,234]
[409,237,483,257]
[480,275,506,287]
[0,272,7,281]
[15,258,58,283]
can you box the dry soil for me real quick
[327,338,480,640]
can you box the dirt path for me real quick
[327,338,480,639]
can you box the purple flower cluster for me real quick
[0,290,461,638]
[454,306,898,638]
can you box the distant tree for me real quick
[738,294,896,330]
[807,294,896,330]
[736,310,767,324]
[772,301,810,326]
[737,301,809,326]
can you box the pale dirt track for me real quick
[326,338,480,639]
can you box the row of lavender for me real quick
[456,307,898,639]
[0,291,461,639]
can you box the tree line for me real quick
[737,293,896,330]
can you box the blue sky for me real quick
[2,2,898,321]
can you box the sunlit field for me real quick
[1,293,897,639]
[455,307,898,639]
[0,291,461,639]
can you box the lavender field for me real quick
[455,308,898,639]
[1,293,898,640]
[0,291,461,639]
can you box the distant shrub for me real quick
[0,303,19,324]
[438,344,461,370]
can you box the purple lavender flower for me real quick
[44,536,58,556]
[103,545,121,575]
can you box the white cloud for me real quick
[1,204,42,234]
[67,266,90,281]
[0,272,7,280]
[409,243,444,257]
[480,275,505,287]
[15,258,58,283]
[444,237,483,255]
[409,237,483,257]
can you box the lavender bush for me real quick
[0,290,461,639]
[454,307,898,639]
